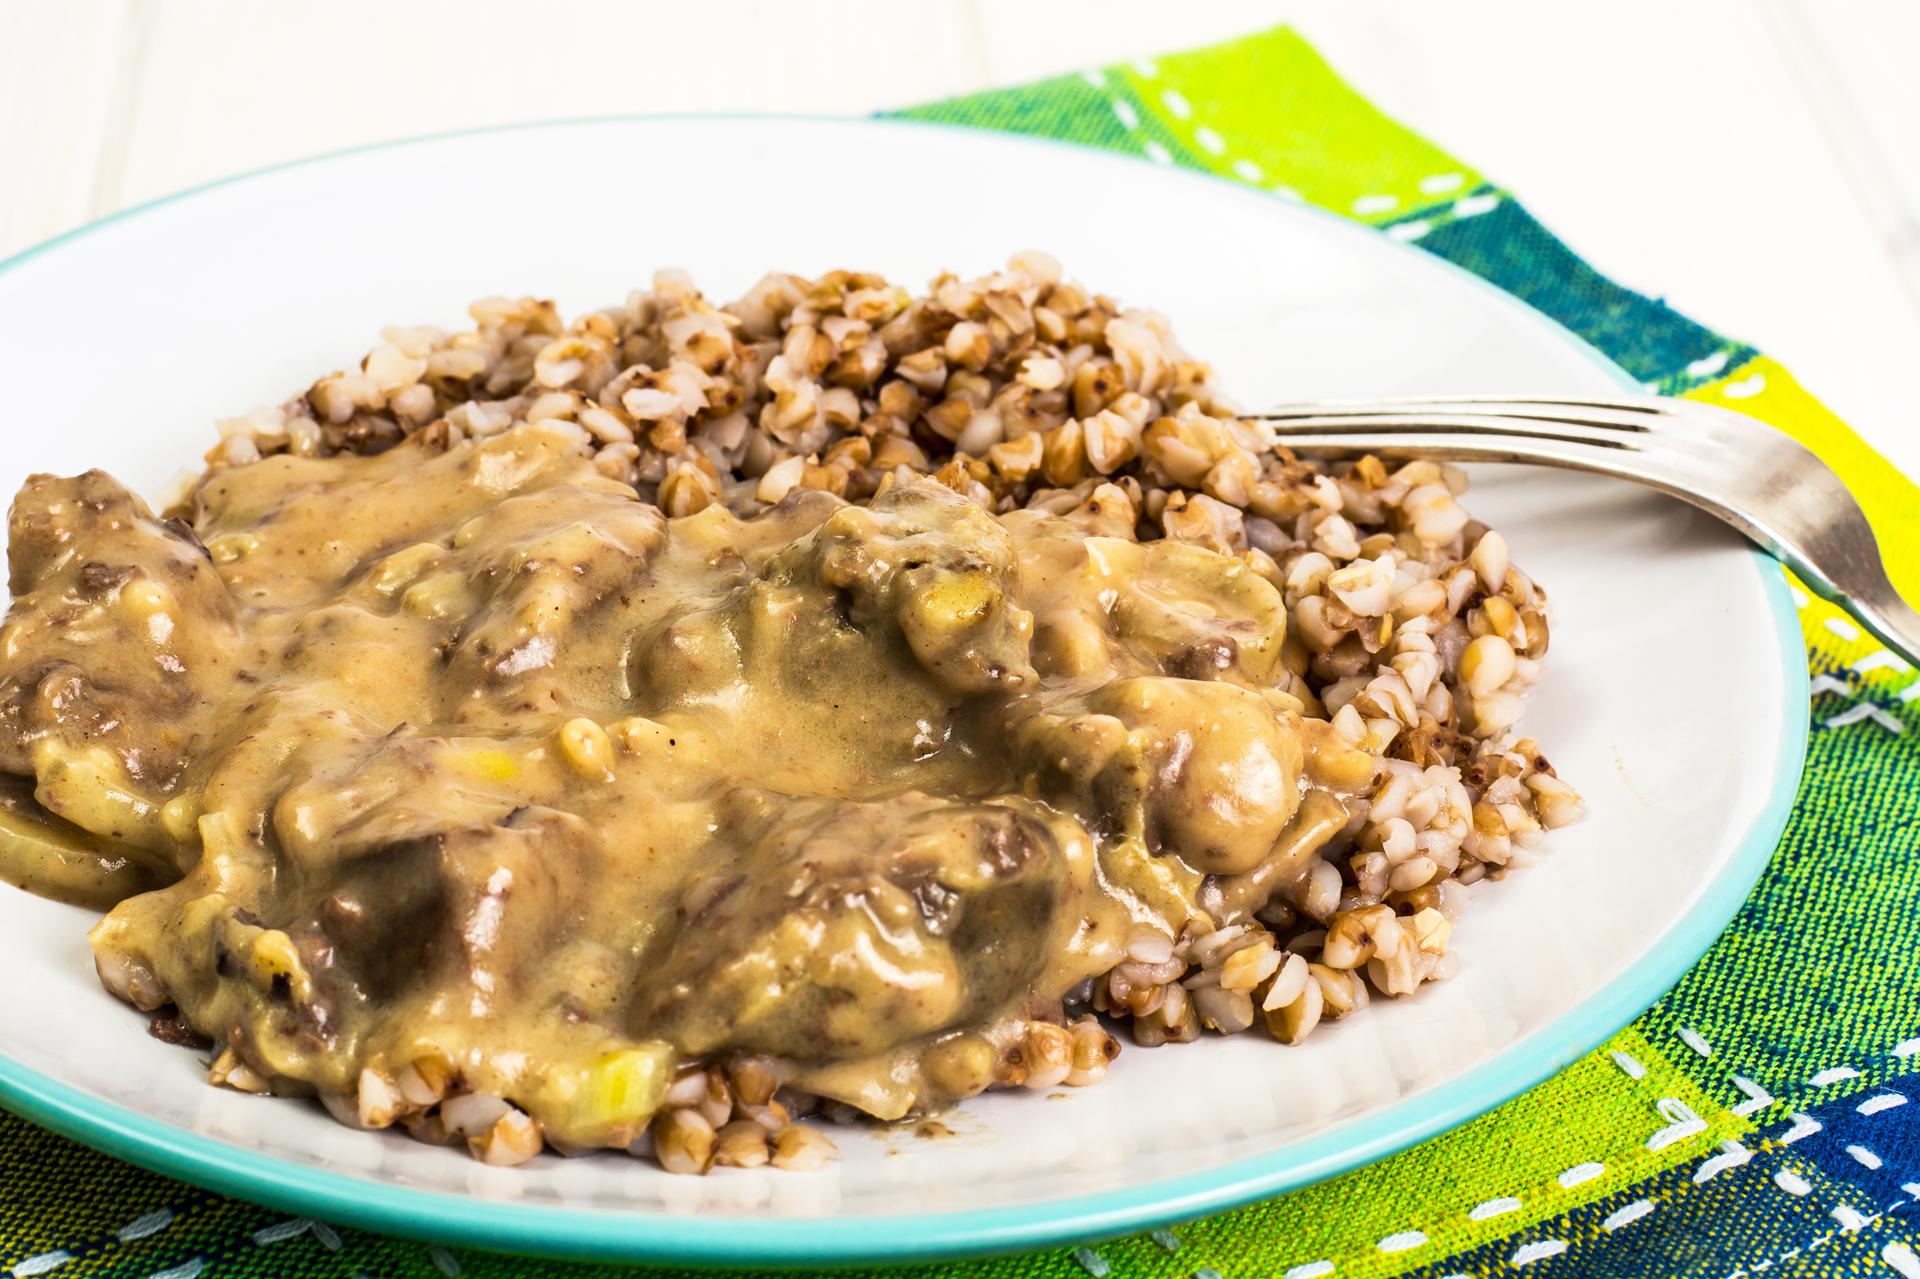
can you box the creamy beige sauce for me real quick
[0,423,1365,1145]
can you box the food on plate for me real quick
[0,254,1579,1173]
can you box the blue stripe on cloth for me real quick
[1396,196,1759,390]
[1396,1077,1920,1278]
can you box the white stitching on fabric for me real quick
[1603,1200,1654,1232]
[1773,1170,1812,1195]
[1686,350,1731,378]
[1100,70,1272,185]
[1686,1023,1918,1124]
[1510,1239,1568,1266]
[1805,659,1914,733]
[114,1211,174,1243]
[1242,1024,1920,1275]
[1693,1140,1751,1183]
[1884,1242,1920,1279]
[1823,702,1907,733]
[1070,1245,1110,1277]
[1647,1098,1709,1150]
[1723,1194,1920,1278]
[249,1218,313,1247]
[1831,1204,1876,1232]
[1730,1075,1775,1115]
[1558,1162,1605,1189]
[3,1206,190,1277]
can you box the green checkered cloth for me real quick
[5,24,1917,1279]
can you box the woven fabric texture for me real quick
[3,24,1916,1279]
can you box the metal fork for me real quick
[1254,395,1920,665]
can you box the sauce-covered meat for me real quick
[0,423,1361,1147]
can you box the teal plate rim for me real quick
[0,113,1812,1270]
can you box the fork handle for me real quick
[1803,559,1920,672]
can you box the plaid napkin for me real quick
[4,24,1917,1279]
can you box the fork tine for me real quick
[1270,430,1640,468]
[1264,414,1642,450]
[1456,395,1680,420]
[1255,393,1673,413]
[1255,398,1660,433]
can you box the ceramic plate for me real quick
[0,117,1806,1267]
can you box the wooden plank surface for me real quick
[2,0,1913,473]
[0,1,143,255]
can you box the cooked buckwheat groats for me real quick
[0,253,1578,1175]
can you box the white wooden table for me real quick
[5,0,1915,476]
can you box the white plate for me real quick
[0,117,1805,1267]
